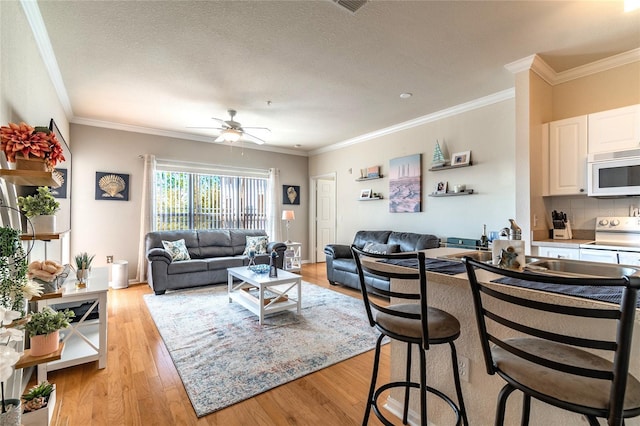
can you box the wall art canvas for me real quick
[95,172,129,201]
[389,154,422,213]
[283,185,300,205]
[51,168,67,199]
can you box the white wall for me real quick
[70,124,309,279]
[309,99,517,245]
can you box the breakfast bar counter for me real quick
[372,247,640,426]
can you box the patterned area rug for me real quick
[143,281,382,417]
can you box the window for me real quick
[154,170,268,231]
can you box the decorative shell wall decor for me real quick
[95,172,130,201]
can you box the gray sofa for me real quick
[145,229,287,295]
[324,230,440,294]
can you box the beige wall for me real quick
[309,99,517,245]
[70,125,309,278]
[552,62,640,120]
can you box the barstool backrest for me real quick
[463,256,640,425]
[351,246,431,347]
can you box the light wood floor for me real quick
[43,263,391,425]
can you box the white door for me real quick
[315,178,335,263]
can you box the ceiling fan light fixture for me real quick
[221,128,242,142]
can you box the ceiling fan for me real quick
[191,109,271,145]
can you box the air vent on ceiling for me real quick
[333,0,367,14]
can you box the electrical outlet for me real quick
[458,355,470,383]
[106,256,113,264]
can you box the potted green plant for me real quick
[17,186,60,234]
[25,307,74,356]
[74,252,95,288]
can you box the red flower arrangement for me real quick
[0,122,65,169]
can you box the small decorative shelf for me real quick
[428,162,473,172]
[0,169,62,187]
[429,189,475,197]
[21,232,64,241]
[358,196,383,201]
[356,175,384,182]
[15,342,64,369]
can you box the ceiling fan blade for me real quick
[214,134,226,143]
[242,132,266,145]
[187,126,225,130]
[242,126,271,133]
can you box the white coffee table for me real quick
[227,266,302,324]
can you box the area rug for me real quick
[143,281,382,417]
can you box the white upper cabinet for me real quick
[548,115,587,195]
[588,104,640,154]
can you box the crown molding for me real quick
[309,88,515,156]
[70,117,308,157]
[21,0,73,119]
[505,48,640,86]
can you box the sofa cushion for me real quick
[167,259,207,274]
[353,230,392,249]
[244,235,269,255]
[205,257,246,270]
[162,239,191,261]
[388,232,440,252]
[363,242,400,255]
[197,230,235,258]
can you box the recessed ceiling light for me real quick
[295,144,302,148]
[400,92,413,99]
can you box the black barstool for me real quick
[352,246,468,425]
[463,256,640,426]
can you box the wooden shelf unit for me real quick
[0,169,62,187]
[356,175,384,181]
[15,342,64,369]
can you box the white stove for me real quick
[579,216,640,265]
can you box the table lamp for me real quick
[282,210,295,243]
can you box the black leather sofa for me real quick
[324,230,440,294]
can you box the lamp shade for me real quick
[282,210,295,221]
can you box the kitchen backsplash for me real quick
[546,196,640,231]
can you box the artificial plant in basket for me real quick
[25,307,74,357]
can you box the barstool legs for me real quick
[448,342,469,426]
[363,333,385,426]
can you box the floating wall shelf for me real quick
[356,175,384,182]
[428,190,475,197]
[428,162,473,172]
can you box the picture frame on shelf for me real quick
[366,166,380,178]
[435,181,448,194]
[451,151,471,166]
[360,189,372,199]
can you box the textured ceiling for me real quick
[36,1,640,153]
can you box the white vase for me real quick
[30,215,56,234]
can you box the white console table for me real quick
[33,267,108,381]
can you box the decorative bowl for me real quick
[249,264,270,274]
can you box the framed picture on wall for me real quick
[95,172,130,201]
[283,185,300,205]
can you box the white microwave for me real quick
[588,149,640,197]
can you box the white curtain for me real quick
[266,168,281,241]
[136,154,156,283]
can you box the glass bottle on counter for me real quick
[480,224,489,248]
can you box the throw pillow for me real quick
[243,236,269,255]
[162,239,191,261]
[363,242,400,255]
